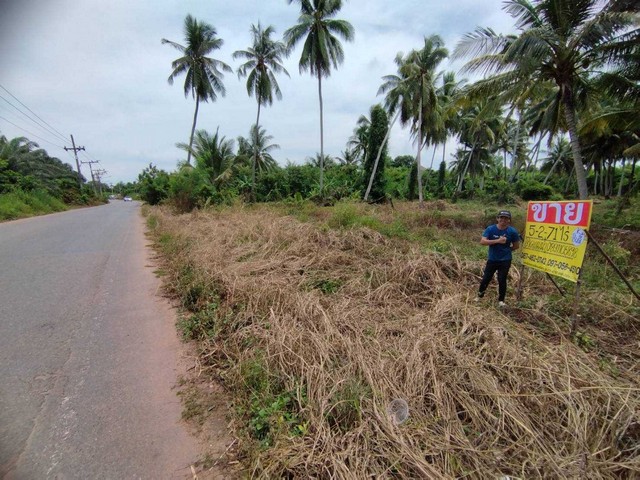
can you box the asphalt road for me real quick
[0,201,200,479]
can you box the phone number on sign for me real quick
[522,252,581,274]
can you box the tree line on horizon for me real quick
[150,0,639,209]
[3,1,639,214]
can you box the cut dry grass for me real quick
[149,203,639,479]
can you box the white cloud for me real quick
[0,0,514,184]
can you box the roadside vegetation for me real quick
[0,134,107,221]
[146,198,639,478]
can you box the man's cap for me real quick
[497,210,512,218]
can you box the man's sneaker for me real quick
[498,301,506,308]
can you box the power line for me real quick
[0,114,67,149]
[0,83,71,144]
[80,149,100,164]
[0,93,71,145]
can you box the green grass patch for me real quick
[0,189,67,221]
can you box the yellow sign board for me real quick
[521,201,593,282]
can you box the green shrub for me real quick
[518,181,555,201]
[0,189,67,221]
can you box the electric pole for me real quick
[81,159,99,194]
[64,134,85,190]
[94,168,107,196]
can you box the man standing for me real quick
[476,210,520,307]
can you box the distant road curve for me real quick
[0,201,199,479]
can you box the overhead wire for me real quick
[0,94,71,146]
[0,83,71,145]
[0,83,106,177]
[0,114,68,150]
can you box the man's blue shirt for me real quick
[483,224,520,262]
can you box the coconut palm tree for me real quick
[368,52,416,202]
[336,148,359,166]
[162,15,232,165]
[347,114,370,163]
[176,128,236,185]
[454,0,639,199]
[436,71,465,167]
[454,99,504,192]
[541,136,573,185]
[284,0,354,196]
[399,35,448,204]
[233,23,289,201]
[239,124,280,173]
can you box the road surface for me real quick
[0,201,200,479]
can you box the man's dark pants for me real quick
[478,260,511,302]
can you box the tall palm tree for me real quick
[369,52,416,201]
[233,23,289,200]
[453,0,639,199]
[162,15,232,165]
[284,0,354,196]
[436,71,465,168]
[399,35,448,204]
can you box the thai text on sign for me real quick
[521,200,593,282]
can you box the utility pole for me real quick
[81,159,99,194]
[94,168,107,196]
[64,134,85,190]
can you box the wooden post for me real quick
[545,273,566,297]
[516,263,526,301]
[570,269,583,334]
[585,229,640,303]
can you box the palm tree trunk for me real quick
[509,112,522,182]
[416,99,424,206]
[429,145,437,170]
[503,151,507,181]
[457,143,476,192]
[187,93,200,166]
[252,101,261,203]
[627,157,637,195]
[543,158,560,185]
[364,110,399,201]
[562,91,589,199]
[318,72,324,197]
[610,159,616,197]
[442,140,446,167]
[530,135,543,170]
[617,158,625,197]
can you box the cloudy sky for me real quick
[0,0,515,184]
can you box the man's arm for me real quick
[510,230,520,251]
[480,235,507,246]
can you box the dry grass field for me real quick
[146,200,639,479]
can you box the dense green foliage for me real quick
[361,105,388,202]
[0,134,104,221]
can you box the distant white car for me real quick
[123,196,133,202]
